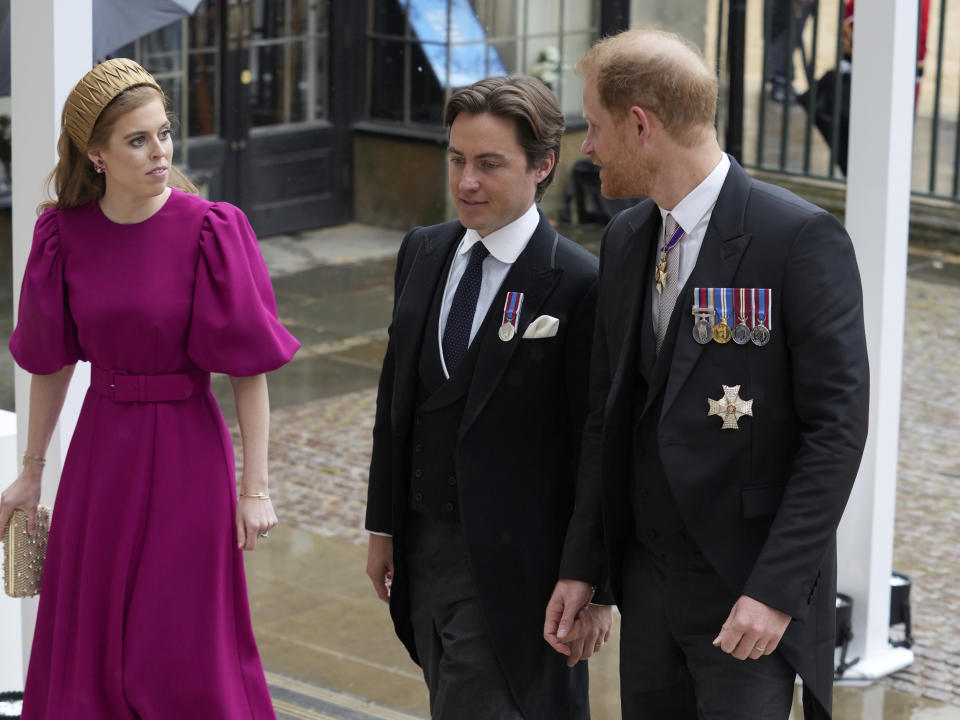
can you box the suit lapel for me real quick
[659,161,754,420]
[605,206,660,417]
[460,213,561,436]
[391,224,463,425]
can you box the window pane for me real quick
[528,36,561,93]
[486,40,518,76]
[253,0,287,41]
[189,52,218,137]
[188,0,218,50]
[527,0,560,36]
[287,41,307,124]
[474,0,520,37]
[371,0,410,36]
[249,42,286,126]
[410,42,446,123]
[315,36,329,121]
[140,23,183,75]
[559,32,593,114]
[368,39,407,121]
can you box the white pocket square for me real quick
[522,315,560,339]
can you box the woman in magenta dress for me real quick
[0,59,299,718]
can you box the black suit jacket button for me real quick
[415,443,423,453]
[647,529,659,541]
[677,530,689,543]
[414,492,423,503]
[447,476,457,486]
[414,468,423,478]
[445,502,455,512]
[639,488,650,500]
[416,415,423,426]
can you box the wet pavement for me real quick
[228,221,960,719]
[0,218,958,718]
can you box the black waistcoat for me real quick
[631,277,699,554]
[407,244,491,522]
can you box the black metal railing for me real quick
[717,0,959,202]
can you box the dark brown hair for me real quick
[576,29,718,147]
[443,76,565,202]
[41,85,197,212]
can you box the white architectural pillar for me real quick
[3,0,92,687]
[837,0,916,677]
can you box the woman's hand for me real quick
[0,469,43,536]
[236,495,278,551]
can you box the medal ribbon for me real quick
[707,287,715,317]
[757,288,767,330]
[725,288,733,324]
[502,291,524,330]
[765,288,773,332]
[751,288,757,328]
[736,287,746,323]
[714,287,727,324]
[663,224,684,254]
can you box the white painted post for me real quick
[0,411,22,689]
[3,0,92,686]
[837,0,917,678]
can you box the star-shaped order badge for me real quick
[707,384,754,430]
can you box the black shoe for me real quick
[770,80,797,104]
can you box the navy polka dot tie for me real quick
[442,242,489,373]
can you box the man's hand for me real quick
[713,595,791,660]
[366,534,394,604]
[568,603,614,667]
[544,579,600,664]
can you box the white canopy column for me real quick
[837,0,917,678]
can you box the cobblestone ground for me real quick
[882,276,960,705]
[232,274,960,708]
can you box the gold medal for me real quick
[712,318,732,344]
[655,257,667,294]
[712,288,732,343]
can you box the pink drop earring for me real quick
[94,158,105,174]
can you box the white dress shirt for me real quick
[438,203,539,378]
[652,153,731,322]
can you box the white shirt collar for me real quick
[459,204,539,264]
[658,153,731,235]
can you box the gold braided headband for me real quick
[64,58,163,151]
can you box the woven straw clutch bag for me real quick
[3,506,51,597]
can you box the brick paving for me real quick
[232,272,960,708]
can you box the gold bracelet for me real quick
[240,492,270,500]
[22,452,46,468]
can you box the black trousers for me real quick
[404,513,523,720]
[620,542,797,720]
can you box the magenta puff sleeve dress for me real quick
[9,189,299,720]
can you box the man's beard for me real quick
[600,149,658,200]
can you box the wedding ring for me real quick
[754,644,766,652]
[258,532,269,539]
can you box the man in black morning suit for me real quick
[545,30,869,719]
[364,76,610,720]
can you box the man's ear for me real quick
[534,151,556,184]
[630,106,650,141]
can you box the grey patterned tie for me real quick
[656,214,684,353]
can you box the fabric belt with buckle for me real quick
[89,366,209,403]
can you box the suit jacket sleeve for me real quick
[364,229,417,535]
[743,211,869,619]
[558,235,612,595]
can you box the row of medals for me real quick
[692,309,770,347]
